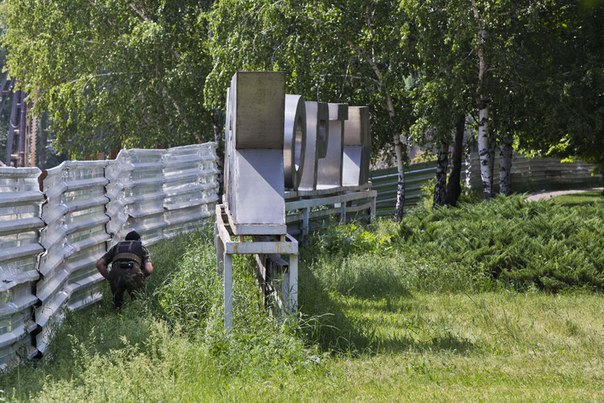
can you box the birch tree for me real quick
[401,0,474,206]
[470,0,494,199]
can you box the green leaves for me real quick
[1,0,214,158]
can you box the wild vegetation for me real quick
[1,195,603,401]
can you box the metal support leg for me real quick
[287,253,298,313]
[302,207,310,242]
[214,223,225,275]
[339,202,347,224]
[224,253,233,332]
[370,194,376,222]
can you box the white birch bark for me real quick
[368,56,406,221]
[477,106,492,198]
[472,0,492,199]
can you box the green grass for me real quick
[554,190,604,206]
[1,197,604,401]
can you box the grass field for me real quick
[1,194,603,401]
[554,190,604,206]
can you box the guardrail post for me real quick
[301,207,310,241]
[339,202,347,224]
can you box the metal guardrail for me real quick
[106,149,168,246]
[371,155,599,217]
[0,143,219,368]
[369,162,437,217]
[285,186,377,241]
[163,144,220,240]
[0,167,45,368]
[464,153,598,193]
[35,160,111,355]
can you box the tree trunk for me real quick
[472,2,492,200]
[212,109,225,198]
[433,140,449,207]
[499,132,513,195]
[445,114,465,206]
[368,56,406,221]
[477,104,492,199]
[393,132,406,221]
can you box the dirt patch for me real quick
[525,187,604,202]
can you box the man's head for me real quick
[125,230,141,241]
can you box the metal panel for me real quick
[233,72,285,150]
[284,94,306,190]
[342,106,371,186]
[0,167,44,369]
[299,102,328,191]
[230,149,285,234]
[317,103,347,189]
[225,72,287,235]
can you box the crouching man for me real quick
[96,230,154,309]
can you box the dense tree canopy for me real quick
[515,1,604,173]
[204,0,413,155]
[0,0,602,182]
[0,0,214,158]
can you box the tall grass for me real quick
[0,228,320,401]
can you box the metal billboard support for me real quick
[215,204,298,331]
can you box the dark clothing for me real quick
[102,240,152,308]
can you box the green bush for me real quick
[311,222,393,257]
[304,195,604,294]
[401,195,604,291]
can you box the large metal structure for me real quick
[216,71,376,331]
[217,72,299,331]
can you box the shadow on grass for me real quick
[555,192,604,207]
[298,263,374,354]
[298,263,476,356]
[376,332,476,354]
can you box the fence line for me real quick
[0,167,45,365]
[285,185,377,242]
[0,143,219,368]
[371,154,599,217]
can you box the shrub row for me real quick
[304,195,604,294]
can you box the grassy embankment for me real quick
[1,194,603,401]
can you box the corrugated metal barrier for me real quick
[0,167,44,368]
[0,143,219,369]
[464,153,598,193]
[371,154,599,217]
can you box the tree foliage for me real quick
[204,0,414,155]
[0,0,214,158]
[514,1,604,172]
[1,0,602,181]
